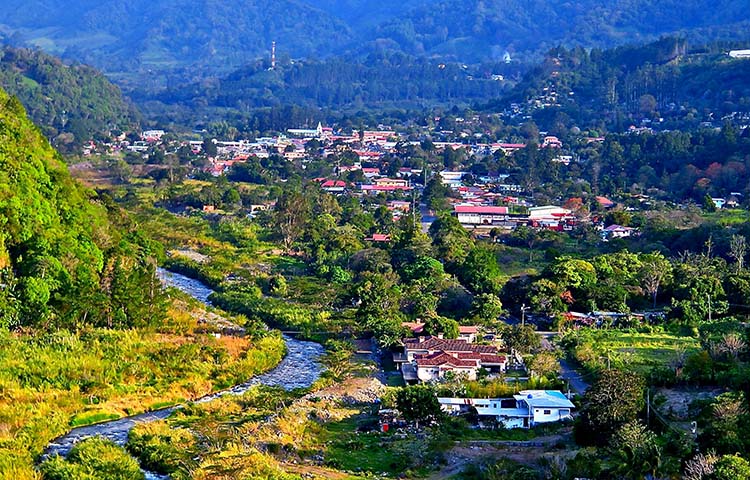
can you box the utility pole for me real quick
[520,304,529,326]
[707,294,712,322]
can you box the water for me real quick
[42,269,325,476]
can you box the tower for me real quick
[271,41,276,70]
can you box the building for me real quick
[373,178,409,188]
[396,336,507,383]
[438,390,575,428]
[319,179,348,194]
[454,205,510,225]
[729,50,750,59]
[602,224,637,240]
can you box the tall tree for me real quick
[274,190,309,252]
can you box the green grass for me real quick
[567,329,701,374]
[69,411,121,427]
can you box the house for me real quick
[602,224,637,240]
[527,205,575,230]
[319,179,348,194]
[362,167,381,178]
[364,233,391,243]
[397,336,507,383]
[438,390,574,429]
[454,205,510,225]
[373,178,409,188]
[595,196,615,209]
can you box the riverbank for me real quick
[0,277,287,479]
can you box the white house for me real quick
[602,224,637,240]
[397,336,507,383]
[438,390,575,429]
[454,205,510,225]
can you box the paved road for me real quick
[559,358,591,394]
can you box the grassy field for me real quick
[566,329,701,374]
[0,299,285,480]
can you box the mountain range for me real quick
[0,0,747,86]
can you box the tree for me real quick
[608,421,662,480]
[202,137,218,157]
[395,384,442,428]
[423,177,452,212]
[577,370,645,444]
[639,253,672,308]
[719,333,746,361]
[428,214,474,266]
[501,324,541,355]
[714,455,750,480]
[729,235,747,273]
[459,246,504,295]
[355,272,405,347]
[422,315,459,339]
[274,190,309,252]
[470,293,504,324]
[528,352,559,378]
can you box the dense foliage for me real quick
[0,86,163,329]
[0,46,137,148]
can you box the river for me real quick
[42,269,325,478]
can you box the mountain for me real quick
[144,54,516,120]
[0,0,352,84]
[0,86,163,330]
[369,0,750,62]
[0,0,747,87]
[0,45,138,148]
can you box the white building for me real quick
[438,390,575,429]
[729,50,750,59]
[454,205,510,225]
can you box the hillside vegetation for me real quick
[0,46,137,148]
[0,86,157,330]
[0,0,747,83]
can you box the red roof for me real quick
[361,185,412,191]
[404,336,497,354]
[415,352,478,368]
[454,205,509,214]
[365,233,391,242]
[321,180,347,188]
[459,326,479,334]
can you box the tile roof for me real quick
[404,336,497,354]
[414,352,478,368]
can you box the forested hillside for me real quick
[0,46,138,148]
[371,0,749,61]
[492,37,750,132]
[0,0,351,83]
[147,54,515,116]
[0,0,747,84]
[0,86,162,330]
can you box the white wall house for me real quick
[438,390,575,429]
[454,205,510,225]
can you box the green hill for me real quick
[489,37,750,132]
[0,45,138,148]
[0,0,747,85]
[0,86,163,330]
